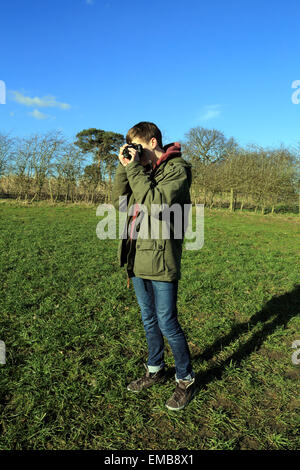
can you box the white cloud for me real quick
[11,91,71,110]
[86,0,94,4]
[198,104,222,121]
[28,109,53,120]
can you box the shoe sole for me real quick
[165,403,187,411]
[127,385,141,393]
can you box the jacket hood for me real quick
[151,142,192,187]
[152,142,182,171]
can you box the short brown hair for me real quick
[126,121,163,149]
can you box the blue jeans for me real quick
[131,276,194,381]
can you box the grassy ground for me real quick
[0,200,299,450]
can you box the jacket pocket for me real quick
[134,239,166,276]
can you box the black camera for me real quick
[122,143,143,160]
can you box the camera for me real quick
[122,143,143,160]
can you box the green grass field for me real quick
[0,200,299,450]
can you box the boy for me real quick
[112,121,195,411]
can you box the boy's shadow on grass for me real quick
[191,284,300,395]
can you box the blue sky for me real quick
[1,0,300,150]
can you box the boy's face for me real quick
[130,137,158,166]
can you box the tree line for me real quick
[0,127,299,214]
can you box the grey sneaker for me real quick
[127,363,166,393]
[165,378,195,411]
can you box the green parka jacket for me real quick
[111,142,192,284]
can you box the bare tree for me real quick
[8,136,34,200]
[53,143,86,203]
[182,126,239,206]
[0,133,13,180]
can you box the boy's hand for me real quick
[118,145,131,167]
[118,145,140,167]
[127,147,140,163]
